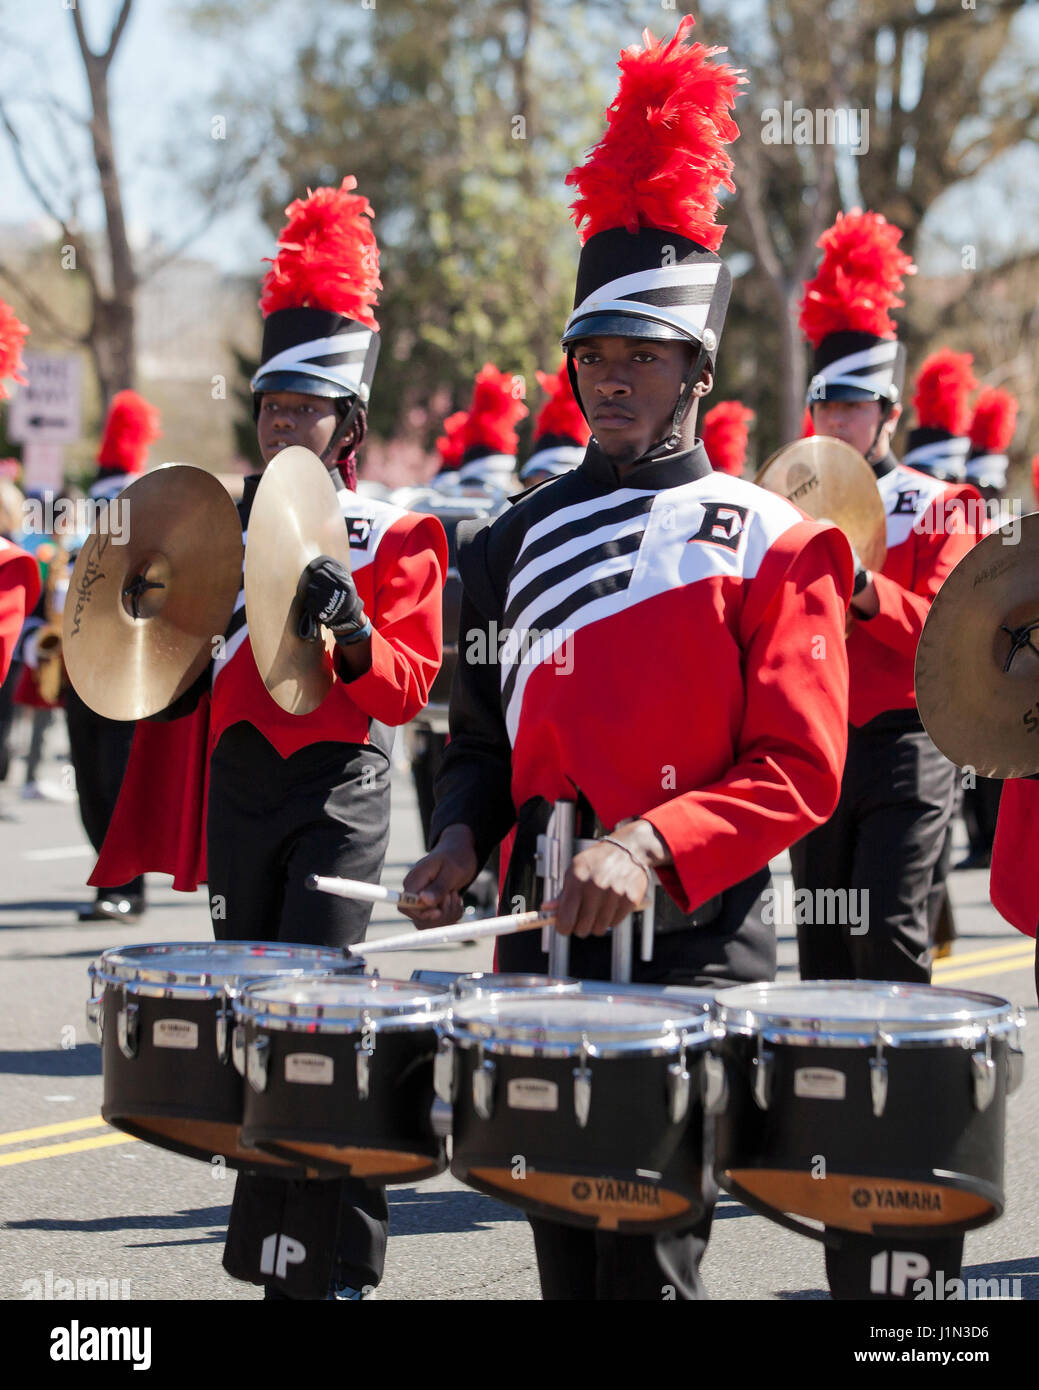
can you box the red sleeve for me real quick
[339,511,448,727]
[860,484,980,663]
[990,779,1039,939]
[643,522,853,911]
[0,546,42,685]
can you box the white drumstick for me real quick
[306,874,426,909]
[349,909,555,956]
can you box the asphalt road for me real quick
[1,727,1036,1304]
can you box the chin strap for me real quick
[323,400,366,490]
[864,399,895,465]
[663,343,710,452]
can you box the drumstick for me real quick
[349,909,555,956]
[306,874,427,909]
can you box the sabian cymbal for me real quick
[916,513,1039,778]
[63,465,244,720]
[244,445,352,715]
[755,436,887,574]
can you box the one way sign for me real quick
[7,352,83,444]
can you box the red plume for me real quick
[97,390,162,474]
[566,14,743,251]
[436,410,468,470]
[801,406,815,438]
[799,210,916,347]
[911,350,977,435]
[1032,456,1039,506]
[0,299,29,401]
[463,364,528,456]
[260,177,381,330]
[534,361,590,446]
[969,388,1018,453]
[701,400,754,475]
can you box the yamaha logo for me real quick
[852,1188,872,1208]
[571,1180,591,1201]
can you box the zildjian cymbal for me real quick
[62,465,244,720]
[244,445,353,716]
[916,512,1039,778]
[755,436,887,575]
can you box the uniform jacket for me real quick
[0,537,41,685]
[430,439,854,913]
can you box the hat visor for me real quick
[807,383,889,405]
[251,370,356,401]
[562,312,695,347]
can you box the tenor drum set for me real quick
[86,940,1026,1246]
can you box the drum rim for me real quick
[448,992,714,1055]
[233,976,452,1031]
[714,980,1019,1047]
[89,942,352,996]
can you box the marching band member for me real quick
[790,225,983,1299]
[401,15,853,1300]
[518,360,590,490]
[93,178,447,1300]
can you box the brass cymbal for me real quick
[244,445,352,716]
[63,465,244,720]
[755,436,887,575]
[916,512,1039,778]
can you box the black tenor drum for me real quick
[445,990,717,1232]
[87,941,353,1170]
[237,976,451,1182]
[713,982,1026,1238]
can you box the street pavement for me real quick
[1,723,1036,1302]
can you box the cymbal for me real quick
[916,513,1039,777]
[244,446,352,715]
[755,436,887,575]
[63,465,244,720]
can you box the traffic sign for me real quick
[7,353,83,444]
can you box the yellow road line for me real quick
[0,1115,108,1147]
[931,952,1034,985]
[934,941,1036,971]
[0,1131,136,1167]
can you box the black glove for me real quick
[300,555,369,642]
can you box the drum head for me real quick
[454,973,580,998]
[715,981,1012,1039]
[239,975,450,1028]
[93,941,352,991]
[450,993,711,1053]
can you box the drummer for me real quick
[94,179,447,1300]
[400,16,853,1301]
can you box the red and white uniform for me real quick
[431,443,853,914]
[847,462,982,726]
[210,484,447,757]
[0,537,41,685]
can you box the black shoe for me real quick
[77,895,145,923]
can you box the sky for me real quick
[0,0,1037,278]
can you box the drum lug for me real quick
[430,1097,453,1139]
[573,1041,592,1129]
[703,1048,728,1116]
[1006,1008,1026,1096]
[116,1000,139,1060]
[355,1042,374,1101]
[472,1043,496,1120]
[752,1036,773,1111]
[870,1030,891,1118]
[972,1031,996,1112]
[231,1024,246,1077]
[247,1034,270,1093]
[215,997,232,1065]
[433,1036,456,1105]
[667,1052,691,1125]
[85,992,103,1045]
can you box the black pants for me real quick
[207,722,391,1298]
[502,866,773,1300]
[962,776,1002,859]
[0,658,19,783]
[65,684,143,898]
[791,716,957,984]
[790,713,963,1297]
